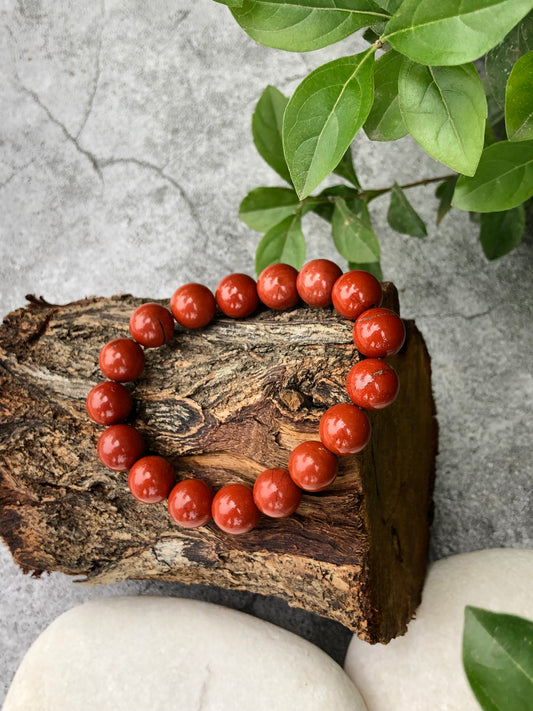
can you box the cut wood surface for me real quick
[0,284,437,643]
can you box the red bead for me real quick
[319,403,371,456]
[288,441,337,492]
[296,259,342,308]
[97,424,145,471]
[170,283,216,329]
[129,303,174,348]
[353,307,406,357]
[211,483,260,534]
[168,478,214,528]
[253,468,302,518]
[331,270,382,320]
[128,455,175,504]
[257,263,299,310]
[99,338,145,382]
[215,273,259,319]
[86,381,133,425]
[346,358,399,410]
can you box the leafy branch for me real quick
[239,83,460,278]
[214,0,533,275]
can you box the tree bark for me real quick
[0,284,437,643]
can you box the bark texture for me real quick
[0,284,437,643]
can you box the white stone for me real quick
[4,596,367,711]
[344,548,533,710]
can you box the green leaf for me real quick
[283,50,375,200]
[309,185,361,222]
[384,0,533,66]
[364,50,408,141]
[231,0,390,52]
[333,148,360,188]
[387,182,427,236]
[213,0,244,7]
[252,86,292,184]
[332,198,380,263]
[378,0,402,12]
[452,139,533,211]
[348,259,383,280]
[463,606,533,711]
[506,50,533,141]
[239,187,301,231]
[255,214,305,274]
[480,204,526,258]
[485,10,533,112]
[435,176,458,224]
[398,60,487,175]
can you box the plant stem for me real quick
[360,173,457,200]
[368,173,457,196]
[303,173,457,206]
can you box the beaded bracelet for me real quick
[86,259,405,535]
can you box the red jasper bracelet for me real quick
[87,259,405,535]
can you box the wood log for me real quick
[0,284,437,643]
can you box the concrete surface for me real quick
[0,0,532,703]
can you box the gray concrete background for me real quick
[0,0,532,702]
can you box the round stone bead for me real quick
[319,403,371,456]
[331,270,382,321]
[257,263,299,310]
[168,478,214,528]
[129,303,174,347]
[97,424,145,472]
[346,358,399,410]
[128,455,175,504]
[170,283,216,329]
[99,338,145,382]
[211,483,261,534]
[296,259,342,308]
[353,307,405,358]
[253,468,302,518]
[288,441,338,492]
[215,274,259,319]
[86,381,133,425]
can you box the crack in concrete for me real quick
[4,19,232,259]
[172,9,191,30]
[17,84,202,228]
[99,156,204,235]
[5,22,103,181]
[8,73,208,240]
[416,308,492,321]
[76,0,105,140]
[7,74,211,244]
[0,159,35,190]
[462,308,492,321]
[9,56,204,238]
[20,82,104,180]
